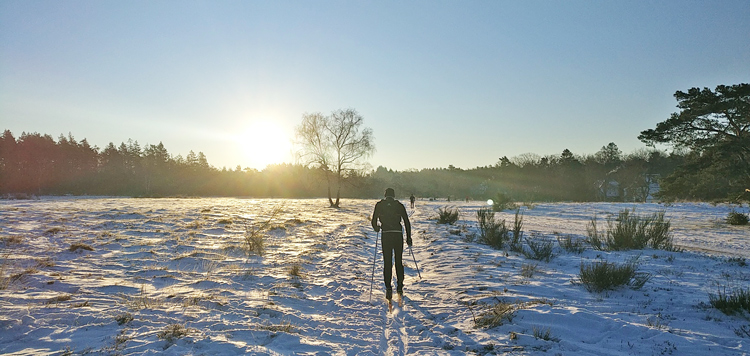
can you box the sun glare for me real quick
[238,120,292,170]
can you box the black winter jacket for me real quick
[371,197,411,238]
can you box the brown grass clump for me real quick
[69,242,94,252]
[36,257,55,268]
[243,206,284,257]
[475,300,516,328]
[157,324,192,343]
[259,321,294,333]
[0,261,10,290]
[44,227,65,235]
[115,312,134,325]
[1,235,24,246]
[289,263,303,278]
[2,266,38,289]
[47,294,72,304]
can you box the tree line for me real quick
[2,83,747,203]
[0,131,327,198]
[0,129,688,202]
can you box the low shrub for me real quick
[491,192,517,212]
[523,236,555,262]
[476,207,509,249]
[709,286,750,315]
[578,258,651,293]
[437,206,460,225]
[509,208,524,252]
[587,210,673,251]
[557,235,586,254]
[727,211,749,226]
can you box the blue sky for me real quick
[1,1,748,171]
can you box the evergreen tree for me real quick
[639,83,750,200]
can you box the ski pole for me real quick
[368,229,380,303]
[409,246,422,279]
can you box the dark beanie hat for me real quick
[385,188,395,197]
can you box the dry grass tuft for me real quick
[3,266,39,288]
[44,227,65,235]
[36,257,55,268]
[243,206,284,257]
[475,300,516,328]
[115,312,134,325]
[69,242,94,252]
[532,326,560,342]
[72,301,91,308]
[47,294,73,304]
[124,285,164,310]
[0,261,9,290]
[259,320,294,333]
[185,220,203,229]
[289,263,303,278]
[1,235,24,246]
[157,323,193,343]
[521,263,539,279]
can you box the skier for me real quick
[409,194,416,209]
[371,188,412,302]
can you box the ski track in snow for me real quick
[0,197,749,355]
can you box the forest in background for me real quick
[3,84,748,203]
[0,129,696,202]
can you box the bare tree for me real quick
[295,109,375,207]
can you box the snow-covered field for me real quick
[1,197,749,355]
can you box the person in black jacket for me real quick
[371,188,412,300]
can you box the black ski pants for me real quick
[381,231,404,293]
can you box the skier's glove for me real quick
[406,236,413,247]
[374,226,380,233]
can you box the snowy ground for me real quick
[1,197,749,355]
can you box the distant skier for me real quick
[372,188,412,302]
[409,194,416,209]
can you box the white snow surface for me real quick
[1,197,749,355]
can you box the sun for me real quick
[237,120,292,170]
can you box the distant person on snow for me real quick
[371,188,412,301]
[410,194,416,209]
